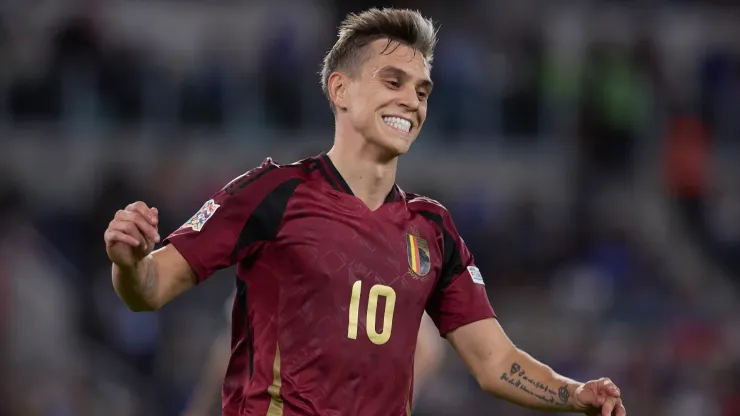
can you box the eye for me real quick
[417,91,428,100]
[385,80,401,89]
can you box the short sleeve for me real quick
[163,158,303,283]
[425,212,495,336]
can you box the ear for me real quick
[328,72,349,111]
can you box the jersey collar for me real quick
[317,152,403,204]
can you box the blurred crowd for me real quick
[1,0,740,143]
[2,0,740,415]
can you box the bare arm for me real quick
[106,202,197,311]
[112,244,197,311]
[430,211,624,414]
[447,318,583,412]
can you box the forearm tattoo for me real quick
[500,362,569,407]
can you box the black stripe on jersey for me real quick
[318,164,339,192]
[418,211,462,292]
[317,153,354,195]
[384,184,400,203]
[317,153,401,203]
[225,163,310,196]
[225,164,277,195]
[236,277,254,379]
[232,178,304,255]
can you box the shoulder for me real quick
[406,191,464,237]
[406,192,451,219]
[221,157,315,196]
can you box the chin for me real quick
[372,123,416,156]
[389,138,413,155]
[369,134,413,158]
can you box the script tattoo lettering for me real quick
[501,362,567,408]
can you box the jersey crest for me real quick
[180,199,220,232]
[406,231,431,279]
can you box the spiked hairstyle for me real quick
[320,8,438,111]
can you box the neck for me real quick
[327,124,398,210]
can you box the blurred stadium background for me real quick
[2,0,740,415]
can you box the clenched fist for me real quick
[105,201,161,269]
[575,378,626,416]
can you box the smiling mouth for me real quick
[382,116,412,135]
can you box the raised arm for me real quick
[112,245,196,311]
[106,158,307,312]
[106,202,197,311]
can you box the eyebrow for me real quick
[377,65,434,90]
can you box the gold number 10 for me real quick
[347,281,397,345]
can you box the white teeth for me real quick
[383,116,411,134]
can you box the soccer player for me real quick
[104,8,626,416]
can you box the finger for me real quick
[601,379,620,397]
[106,227,140,247]
[117,210,159,242]
[109,219,146,240]
[109,220,148,249]
[126,204,157,227]
[105,230,140,247]
[601,397,616,416]
[614,400,626,416]
[127,202,158,226]
[127,201,150,212]
[595,378,616,398]
[597,378,608,390]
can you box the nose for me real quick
[397,86,420,111]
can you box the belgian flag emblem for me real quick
[406,233,431,277]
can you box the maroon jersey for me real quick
[164,153,495,416]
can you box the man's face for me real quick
[334,39,433,157]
